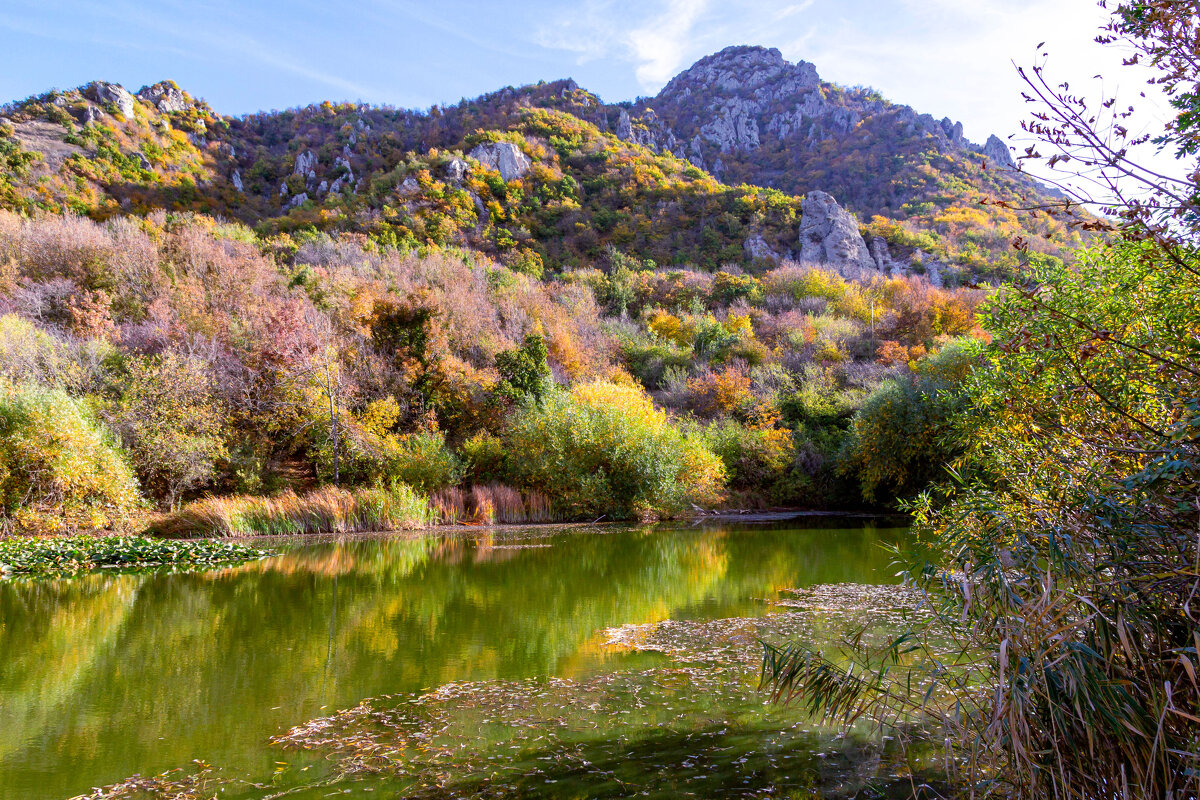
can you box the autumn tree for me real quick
[109,352,228,509]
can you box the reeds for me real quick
[148,484,434,538]
[429,483,560,525]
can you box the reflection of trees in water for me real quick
[0,524,906,799]
[0,574,139,764]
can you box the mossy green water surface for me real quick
[0,518,917,799]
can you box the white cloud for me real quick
[628,0,710,87]
[533,0,712,89]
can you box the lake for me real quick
[0,517,917,799]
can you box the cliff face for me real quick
[608,45,1035,217]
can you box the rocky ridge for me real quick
[0,49,1078,281]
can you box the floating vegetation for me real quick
[69,761,234,799]
[0,535,266,578]
[67,582,949,799]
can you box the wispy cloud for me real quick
[628,0,710,86]
[534,0,714,90]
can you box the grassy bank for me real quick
[147,484,435,539]
[0,535,265,578]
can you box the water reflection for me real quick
[0,520,907,799]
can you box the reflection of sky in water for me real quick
[0,520,910,800]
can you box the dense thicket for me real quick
[0,206,982,530]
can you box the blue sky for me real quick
[0,0,1144,148]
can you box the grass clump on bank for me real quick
[148,484,433,538]
[0,535,264,577]
[430,483,558,524]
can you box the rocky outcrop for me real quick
[293,150,318,179]
[743,234,781,263]
[867,236,901,275]
[137,82,188,114]
[468,142,530,181]
[660,45,819,99]
[701,97,761,153]
[76,105,100,126]
[444,158,468,182]
[983,134,1016,170]
[87,82,135,119]
[231,169,244,193]
[798,191,875,277]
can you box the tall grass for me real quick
[430,483,559,525]
[148,484,433,538]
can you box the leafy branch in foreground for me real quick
[765,7,1200,796]
[764,238,1200,798]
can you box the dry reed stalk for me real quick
[432,488,466,524]
[484,483,526,523]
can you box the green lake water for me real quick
[0,517,915,799]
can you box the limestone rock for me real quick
[285,192,309,210]
[983,134,1016,170]
[399,176,420,194]
[231,169,244,193]
[468,141,531,181]
[88,82,135,119]
[293,150,318,177]
[137,83,188,114]
[76,105,101,126]
[444,157,468,182]
[867,236,901,275]
[688,134,706,170]
[743,234,780,263]
[701,97,761,153]
[798,191,874,277]
[617,109,633,141]
[660,46,819,100]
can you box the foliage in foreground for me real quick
[0,382,143,533]
[766,6,1200,794]
[764,240,1200,798]
[0,534,263,576]
[148,484,433,538]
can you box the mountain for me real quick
[0,48,1082,283]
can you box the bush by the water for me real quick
[500,381,726,519]
[0,383,143,533]
[149,484,433,538]
[0,535,263,576]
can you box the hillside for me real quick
[0,48,1082,284]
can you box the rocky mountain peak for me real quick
[137,81,191,114]
[658,45,820,100]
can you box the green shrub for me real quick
[500,381,726,519]
[839,341,976,502]
[0,383,143,532]
[382,429,462,493]
[459,431,506,483]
